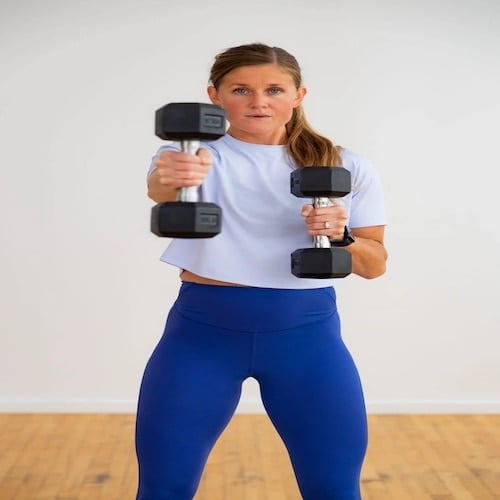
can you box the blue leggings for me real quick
[135,283,367,499]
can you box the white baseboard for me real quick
[365,399,500,414]
[0,398,137,413]
[1,397,499,414]
[236,397,500,414]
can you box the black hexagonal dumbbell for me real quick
[290,166,352,278]
[150,102,226,238]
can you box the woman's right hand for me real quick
[147,148,213,202]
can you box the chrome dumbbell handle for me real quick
[178,139,201,202]
[313,197,331,248]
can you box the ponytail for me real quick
[286,106,343,167]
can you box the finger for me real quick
[301,204,314,217]
[311,219,343,230]
[157,150,204,166]
[197,148,213,165]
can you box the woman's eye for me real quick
[233,88,249,95]
[267,87,283,95]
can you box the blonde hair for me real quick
[209,43,343,167]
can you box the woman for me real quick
[136,42,387,499]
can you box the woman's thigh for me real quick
[256,314,367,499]
[135,308,249,499]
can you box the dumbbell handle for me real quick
[178,139,201,202]
[313,197,331,248]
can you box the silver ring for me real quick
[324,221,331,229]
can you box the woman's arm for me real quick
[147,148,213,203]
[301,205,387,279]
[348,225,387,279]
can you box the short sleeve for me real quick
[342,150,387,228]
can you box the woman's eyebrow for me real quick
[228,82,286,87]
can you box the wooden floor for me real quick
[0,414,499,499]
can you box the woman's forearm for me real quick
[347,236,387,279]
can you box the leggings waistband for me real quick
[172,282,337,333]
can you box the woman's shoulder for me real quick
[340,147,379,176]
[341,147,372,167]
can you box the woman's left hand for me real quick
[301,203,348,241]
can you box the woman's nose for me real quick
[249,92,268,107]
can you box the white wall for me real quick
[1,0,499,414]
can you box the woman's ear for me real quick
[294,86,307,108]
[207,86,220,105]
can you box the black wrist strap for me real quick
[330,227,355,247]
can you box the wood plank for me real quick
[0,414,499,499]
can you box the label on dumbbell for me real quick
[203,114,224,129]
[199,213,219,227]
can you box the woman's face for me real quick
[207,64,306,145]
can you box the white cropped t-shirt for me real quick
[149,134,387,289]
